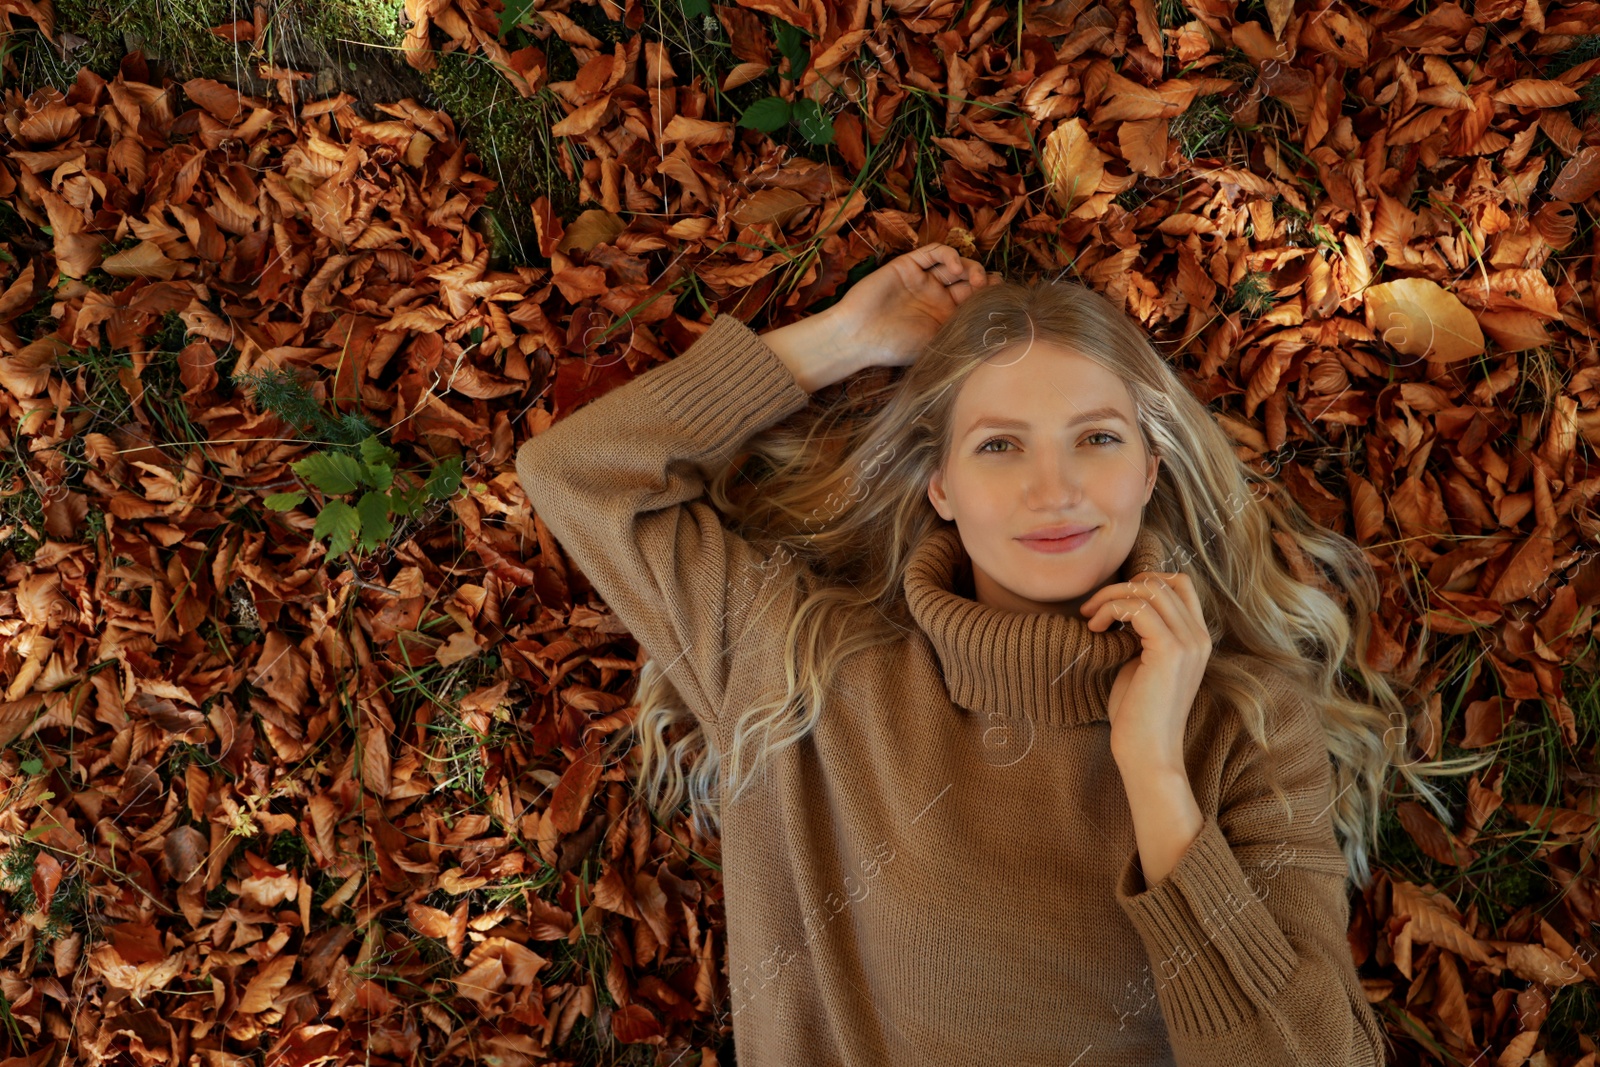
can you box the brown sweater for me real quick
[514,312,1389,1066]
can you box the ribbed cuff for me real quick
[639,312,813,455]
[1115,813,1300,1036]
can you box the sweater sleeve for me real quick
[513,312,815,728]
[1112,680,1390,1067]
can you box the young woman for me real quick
[514,243,1484,1065]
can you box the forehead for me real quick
[951,339,1135,428]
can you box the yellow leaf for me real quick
[1363,277,1484,363]
[1040,118,1106,213]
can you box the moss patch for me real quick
[421,49,578,266]
[24,0,424,113]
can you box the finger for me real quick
[1081,578,1163,629]
[1123,573,1205,643]
[908,243,962,282]
[1164,572,1207,635]
[945,277,978,304]
[1095,593,1185,647]
[1079,578,1137,615]
[959,256,985,288]
[933,249,969,285]
[1084,592,1166,636]
[1164,572,1203,620]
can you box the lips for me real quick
[1019,523,1096,541]
[1017,526,1097,553]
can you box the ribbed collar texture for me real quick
[902,523,1169,726]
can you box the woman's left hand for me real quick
[1079,570,1213,775]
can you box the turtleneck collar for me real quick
[902,522,1169,727]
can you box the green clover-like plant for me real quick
[237,363,473,560]
[265,437,467,558]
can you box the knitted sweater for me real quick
[513,312,1390,1067]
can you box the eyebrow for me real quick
[962,405,1130,439]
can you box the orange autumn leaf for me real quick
[209,19,257,41]
[239,955,297,1013]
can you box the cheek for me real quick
[1106,464,1152,507]
[946,462,1014,508]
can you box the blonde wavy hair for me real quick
[613,273,1488,888]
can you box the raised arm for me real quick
[1113,674,1390,1066]
[513,243,997,728]
[513,309,853,729]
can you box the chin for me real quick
[998,566,1094,604]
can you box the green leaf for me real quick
[293,452,364,495]
[19,758,42,775]
[739,96,791,133]
[792,98,835,145]
[680,0,710,16]
[356,491,395,551]
[389,483,431,518]
[264,491,308,511]
[312,499,361,557]
[360,461,395,492]
[773,19,809,79]
[499,0,538,35]
[359,434,402,470]
[23,820,62,840]
[425,455,465,500]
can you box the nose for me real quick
[1022,451,1082,511]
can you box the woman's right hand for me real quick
[821,243,1000,369]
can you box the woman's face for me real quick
[927,338,1160,617]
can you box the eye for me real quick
[974,431,1122,454]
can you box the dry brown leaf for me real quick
[1503,803,1598,836]
[87,944,187,1003]
[1392,880,1496,965]
[18,102,82,144]
[1492,79,1582,108]
[1506,943,1587,987]
[1097,71,1185,122]
[1550,145,1600,201]
[1118,118,1171,176]
[239,955,297,1013]
[1478,309,1552,352]
[1396,800,1478,866]
[102,239,179,280]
